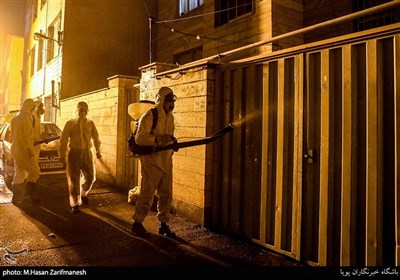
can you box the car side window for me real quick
[0,124,5,137]
[4,126,12,143]
[0,124,7,140]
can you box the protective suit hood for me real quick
[155,87,173,107]
[34,100,43,108]
[20,99,35,114]
[75,101,89,119]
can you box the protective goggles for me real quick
[164,94,177,102]
[78,108,89,113]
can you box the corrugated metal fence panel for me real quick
[217,65,263,237]
[216,33,400,266]
[303,37,397,266]
[262,56,302,260]
[217,57,303,260]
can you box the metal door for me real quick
[215,57,303,261]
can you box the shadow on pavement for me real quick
[4,176,223,267]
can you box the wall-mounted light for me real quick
[33,32,63,46]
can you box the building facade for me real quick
[22,0,151,122]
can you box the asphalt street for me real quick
[0,174,331,278]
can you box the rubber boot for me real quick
[26,181,40,204]
[158,222,176,238]
[131,222,150,238]
[11,183,26,205]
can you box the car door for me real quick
[0,123,6,170]
[1,124,13,168]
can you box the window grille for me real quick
[215,0,253,27]
[179,0,203,16]
[353,0,400,31]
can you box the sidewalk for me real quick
[0,175,304,274]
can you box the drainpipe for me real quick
[149,17,152,63]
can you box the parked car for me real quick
[0,121,66,187]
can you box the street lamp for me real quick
[33,32,63,46]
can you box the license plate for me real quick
[40,162,64,169]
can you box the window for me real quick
[37,39,43,71]
[44,96,52,122]
[215,0,253,27]
[353,0,400,31]
[46,26,54,63]
[173,46,203,65]
[51,79,60,109]
[179,0,203,16]
[30,46,36,77]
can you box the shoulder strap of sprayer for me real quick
[150,107,158,133]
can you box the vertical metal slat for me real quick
[341,44,353,266]
[366,39,379,266]
[275,58,285,250]
[260,63,269,245]
[319,49,330,265]
[394,34,400,266]
[292,54,303,261]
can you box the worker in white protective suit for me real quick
[59,101,102,214]
[32,100,46,160]
[10,98,41,205]
[131,86,177,238]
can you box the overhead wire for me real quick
[154,1,253,23]
[157,21,250,46]
[143,0,252,46]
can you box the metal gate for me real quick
[214,33,400,266]
[214,58,303,261]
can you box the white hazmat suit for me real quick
[59,101,101,213]
[132,87,177,238]
[10,98,41,204]
[32,100,45,160]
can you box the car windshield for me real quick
[1,122,62,144]
[42,123,62,137]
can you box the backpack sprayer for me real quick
[127,100,233,156]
